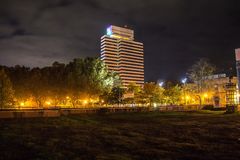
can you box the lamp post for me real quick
[118,87,123,107]
[195,95,202,109]
[181,78,187,105]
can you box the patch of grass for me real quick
[0,112,240,160]
[195,110,225,115]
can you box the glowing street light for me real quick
[153,103,157,108]
[181,78,187,105]
[203,93,209,105]
[83,100,88,105]
[204,93,208,98]
[159,81,164,87]
[45,101,51,105]
[181,78,187,84]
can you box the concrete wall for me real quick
[0,110,60,119]
[0,106,202,119]
[0,111,15,119]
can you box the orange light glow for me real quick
[45,101,51,105]
[83,100,88,105]
[204,93,208,98]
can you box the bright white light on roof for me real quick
[107,26,112,36]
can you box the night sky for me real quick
[0,0,240,82]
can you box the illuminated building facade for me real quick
[203,74,238,107]
[100,25,144,87]
[184,74,238,107]
[235,48,240,90]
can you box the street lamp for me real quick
[195,95,202,109]
[181,78,187,84]
[159,81,164,87]
[203,93,209,104]
[181,78,187,105]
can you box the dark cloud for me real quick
[0,0,240,81]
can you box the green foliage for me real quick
[102,87,125,105]
[141,82,164,106]
[66,58,119,106]
[48,62,67,106]
[28,68,47,107]
[163,82,182,105]
[127,82,141,94]
[74,58,118,96]
[7,65,31,104]
[124,83,142,104]
[0,69,14,108]
[1,57,119,107]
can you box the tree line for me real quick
[0,57,119,108]
[0,57,216,108]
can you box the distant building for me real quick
[203,74,238,107]
[100,25,144,87]
[185,74,238,107]
[235,48,240,90]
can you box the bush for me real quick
[97,108,109,115]
[211,107,226,111]
[202,105,214,110]
[226,105,238,113]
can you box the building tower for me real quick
[100,25,144,87]
[235,48,240,90]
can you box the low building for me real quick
[184,74,238,107]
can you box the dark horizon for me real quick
[0,0,240,82]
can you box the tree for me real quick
[0,57,119,108]
[8,65,31,106]
[142,82,164,107]
[124,82,142,105]
[163,82,182,105]
[128,82,141,94]
[187,58,215,93]
[27,68,47,108]
[66,58,119,106]
[45,62,67,107]
[86,57,119,96]
[0,69,14,109]
[102,87,125,105]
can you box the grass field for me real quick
[0,111,240,160]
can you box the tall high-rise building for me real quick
[235,48,240,90]
[100,25,144,87]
